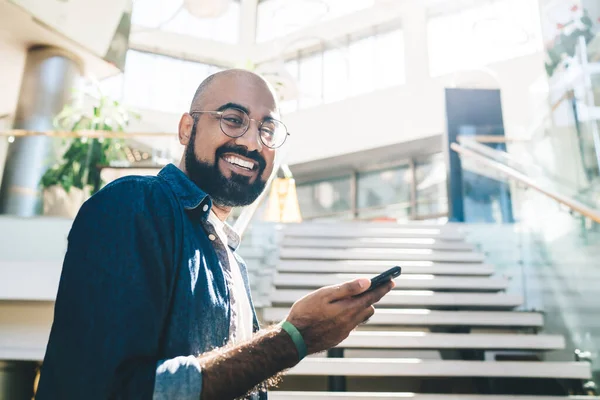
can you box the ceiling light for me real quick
[184,0,231,18]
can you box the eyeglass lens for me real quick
[220,108,287,148]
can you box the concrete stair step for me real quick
[271,290,523,309]
[270,393,600,400]
[279,248,485,263]
[262,308,544,328]
[274,273,509,292]
[282,237,474,251]
[278,260,495,276]
[336,331,564,351]
[286,359,592,379]
[282,225,465,240]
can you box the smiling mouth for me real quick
[222,154,258,171]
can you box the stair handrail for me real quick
[451,142,600,224]
[456,135,547,175]
[456,135,587,192]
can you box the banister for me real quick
[451,142,600,224]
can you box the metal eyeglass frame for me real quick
[190,109,290,149]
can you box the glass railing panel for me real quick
[415,153,448,219]
[457,137,600,213]
[458,149,600,380]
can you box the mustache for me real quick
[215,144,267,171]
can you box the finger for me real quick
[335,280,393,319]
[357,305,375,325]
[324,278,371,303]
[357,280,395,307]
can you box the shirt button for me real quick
[202,204,209,212]
[208,234,216,241]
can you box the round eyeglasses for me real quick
[190,107,290,149]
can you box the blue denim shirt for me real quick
[37,164,267,400]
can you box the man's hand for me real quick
[198,278,394,399]
[286,278,395,354]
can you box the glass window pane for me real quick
[280,27,404,109]
[150,54,185,113]
[428,0,542,77]
[375,29,405,88]
[298,53,323,108]
[159,7,189,35]
[131,0,171,28]
[132,0,239,43]
[122,50,218,112]
[123,50,156,110]
[163,2,240,43]
[357,203,411,221]
[324,0,375,20]
[323,47,349,103]
[256,0,374,43]
[179,61,211,109]
[357,165,412,215]
[99,73,124,100]
[296,176,352,219]
[279,60,299,114]
[256,0,327,42]
[348,36,375,96]
[285,59,299,81]
[415,153,448,217]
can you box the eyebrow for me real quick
[217,102,281,121]
[216,102,250,114]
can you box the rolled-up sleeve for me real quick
[154,356,203,399]
[36,178,200,399]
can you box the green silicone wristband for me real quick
[281,321,308,361]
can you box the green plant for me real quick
[41,83,139,195]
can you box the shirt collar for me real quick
[158,164,241,250]
[222,223,241,251]
[158,164,212,219]
[206,211,241,251]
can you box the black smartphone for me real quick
[365,266,401,292]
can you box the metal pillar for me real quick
[350,171,358,219]
[0,45,82,216]
[409,158,417,219]
[327,348,346,391]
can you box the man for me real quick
[36,70,394,399]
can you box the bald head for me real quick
[189,69,278,112]
[178,68,281,211]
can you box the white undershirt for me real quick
[206,211,253,344]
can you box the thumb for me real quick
[325,278,371,302]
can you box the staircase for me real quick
[260,221,598,399]
[0,217,598,398]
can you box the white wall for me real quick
[122,0,550,168]
[0,38,26,188]
[129,52,548,167]
[284,52,548,165]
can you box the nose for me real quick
[234,119,263,152]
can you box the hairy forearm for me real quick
[198,325,300,400]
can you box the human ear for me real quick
[178,113,194,145]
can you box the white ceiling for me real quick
[0,0,525,78]
[0,0,126,78]
[128,0,489,68]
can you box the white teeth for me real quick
[224,156,254,170]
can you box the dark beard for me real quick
[184,124,268,207]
